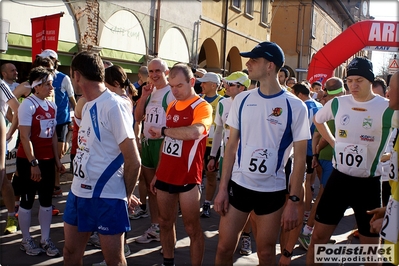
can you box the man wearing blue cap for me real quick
[214,42,310,265]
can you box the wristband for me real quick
[161,127,167,137]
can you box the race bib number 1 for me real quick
[162,136,183,157]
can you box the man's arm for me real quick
[119,137,141,197]
[313,117,335,148]
[6,97,19,140]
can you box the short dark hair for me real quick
[32,56,54,69]
[279,68,289,79]
[169,63,194,83]
[372,77,387,96]
[105,65,137,97]
[292,82,310,96]
[311,81,322,88]
[28,66,54,93]
[71,51,104,82]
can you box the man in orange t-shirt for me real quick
[148,63,212,266]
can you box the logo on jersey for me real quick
[45,112,52,118]
[340,115,350,125]
[362,117,373,129]
[343,144,364,155]
[173,115,179,123]
[80,184,92,190]
[360,135,375,142]
[87,126,91,137]
[269,107,283,117]
[339,129,347,138]
[254,148,272,159]
[352,107,367,112]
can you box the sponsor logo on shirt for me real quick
[339,129,347,138]
[360,134,375,142]
[173,114,179,123]
[98,225,109,231]
[269,107,283,117]
[352,107,367,111]
[340,115,350,125]
[81,184,92,190]
[362,117,373,129]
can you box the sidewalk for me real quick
[0,171,360,266]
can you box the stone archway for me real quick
[198,38,220,72]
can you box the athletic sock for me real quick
[38,206,52,241]
[302,224,314,235]
[18,207,32,240]
[204,200,211,204]
[163,257,175,266]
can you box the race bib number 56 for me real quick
[242,146,277,175]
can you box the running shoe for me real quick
[52,187,63,198]
[20,237,43,256]
[129,207,149,220]
[52,205,60,216]
[4,216,18,235]
[298,233,311,250]
[40,238,60,257]
[135,224,160,243]
[239,235,252,255]
[201,202,211,218]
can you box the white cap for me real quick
[37,49,58,60]
[197,72,220,84]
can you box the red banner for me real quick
[31,13,62,62]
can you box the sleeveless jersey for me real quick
[202,94,223,147]
[16,96,56,160]
[227,89,310,192]
[53,71,72,124]
[156,97,208,186]
[142,85,174,139]
[71,90,134,200]
[315,94,397,177]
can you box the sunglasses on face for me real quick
[226,82,240,87]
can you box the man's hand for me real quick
[148,126,162,139]
[128,194,142,214]
[214,189,229,216]
[281,201,299,231]
[150,175,158,195]
[367,207,386,233]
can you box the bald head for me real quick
[1,63,18,83]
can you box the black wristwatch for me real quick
[209,156,216,161]
[288,195,300,202]
[282,248,293,258]
[30,159,39,167]
[161,127,167,137]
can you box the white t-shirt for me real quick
[227,88,310,192]
[71,90,135,200]
[315,94,398,177]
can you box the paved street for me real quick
[0,170,361,266]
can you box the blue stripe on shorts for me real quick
[63,191,131,235]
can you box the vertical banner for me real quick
[31,13,62,62]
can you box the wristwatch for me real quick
[30,159,39,167]
[282,248,293,258]
[209,156,216,161]
[288,195,300,202]
[161,127,167,137]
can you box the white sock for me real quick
[38,206,52,242]
[18,206,32,240]
[204,200,211,204]
[302,224,314,235]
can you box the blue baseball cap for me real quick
[240,42,285,68]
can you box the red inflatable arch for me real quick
[307,20,399,85]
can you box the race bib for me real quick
[335,142,368,169]
[73,148,88,180]
[380,196,399,243]
[162,136,183,157]
[242,146,277,175]
[145,106,166,126]
[39,118,56,138]
[388,151,398,182]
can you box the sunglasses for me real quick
[226,82,240,87]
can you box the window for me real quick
[245,0,254,16]
[261,0,268,24]
[232,0,241,9]
[311,11,317,38]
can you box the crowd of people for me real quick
[0,42,398,266]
